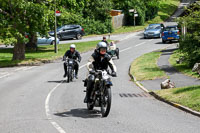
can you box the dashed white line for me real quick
[135,42,146,47]
[23,66,36,71]
[0,73,10,79]
[14,67,27,71]
[120,47,132,53]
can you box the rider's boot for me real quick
[63,63,67,78]
[75,71,78,79]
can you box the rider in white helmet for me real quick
[63,44,81,79]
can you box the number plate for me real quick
[167,37,174,39]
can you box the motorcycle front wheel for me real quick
[67,68,72,83]
[101,87,111,117]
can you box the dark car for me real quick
[48,25,85,40]
[162,23,180,43]
[144,23,164,39]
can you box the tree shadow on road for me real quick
[54,108,101,118]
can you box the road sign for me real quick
[56,10,61,16]
[134,14,138,17]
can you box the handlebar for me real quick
[89,70,117,77]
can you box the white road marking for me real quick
[79,64,87,69]
[134,42,146,47]
[120,47,132,53]
[0,73,10,79]
[45,64,86,133]
[0,66,36,79]
[14,67,27,71]
[119,32,141,41]
[148,39,153,42]
[23,66,36,71]
[45,81,66,133]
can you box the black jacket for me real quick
[63,50,81,62]
[91,51,114,72]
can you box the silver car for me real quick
[144,24,164,39]
[37,36,59,45]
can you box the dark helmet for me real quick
[103,36,106,39]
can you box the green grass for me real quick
[0,40,100,67]
[113,0,180,34]
[155,86,200,112]
[130,51,168,81]
[169,51,200,79]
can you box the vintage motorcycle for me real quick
[84,70,114,117]
[107,42,119,59]
[65,59,76,83]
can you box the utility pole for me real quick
[54,0,57,53]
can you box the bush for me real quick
[82,18,113,35]
[179,34,200,67]
[178,4,200,67]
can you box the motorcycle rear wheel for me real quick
[101,87,111,117]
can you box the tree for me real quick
[0,0,53,60]
[177,4,200,66]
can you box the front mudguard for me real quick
[105,79,113,87]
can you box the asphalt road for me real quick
[0,31,199,133]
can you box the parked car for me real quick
[144,23,164,39]
[37,36,59,45]
[162,23,180,43]
[48,25,85,40]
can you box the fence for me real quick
[111,14,125,29]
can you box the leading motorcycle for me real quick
[84,70,114,117]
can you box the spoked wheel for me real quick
[101,88,111,117]
[116,48,119,59]
[70,70,75,82]
[67,68,72,83]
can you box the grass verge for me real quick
[169,50,200,79]
[155,86,200,112]
[130,51,168,81]
[113,0,180,34]
[0,40,100,67]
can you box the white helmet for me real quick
[70,44,76,49]
[96,42,107,50]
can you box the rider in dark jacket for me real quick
[102,36,109,48]
[63,44,81,79]
[84,42,117,103]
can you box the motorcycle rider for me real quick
[102,36,109,47]
[63,44,81,79]
[84,41,117,103]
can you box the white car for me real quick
[37,36,59,45]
